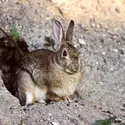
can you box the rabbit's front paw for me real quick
[62,96,72,103]
[47,92,63,102]
[36,99,46,104]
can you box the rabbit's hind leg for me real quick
[17,70,35,106]
[18,90,26,106]
[25,91,34,105]
[18,90,35,106]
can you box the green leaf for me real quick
[44,36,56,51]
[19,119,23,125]
[108,116,117,121]
[45,36,55,46]
[93,117,116,125]
[10,27,19,41]
[94,119,111,125]
[119,124,125,125]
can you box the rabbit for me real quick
[15,19,82,106]
[0,36,29,96]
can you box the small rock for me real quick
[113,49,118,52]
[51,121,59,125]
[48,113,52,116]
[114,118,122,123]
[113,35,118,39]
[100,82,103,84]
[96,62,99,65]
[110,67,114,71]
[78,39,86,45]
[102,52,106,55]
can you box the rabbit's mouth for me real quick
[64,66,78,74]
[65,68,74,74]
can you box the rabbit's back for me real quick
[19,49,55,71]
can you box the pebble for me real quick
[78,39,86,45]
[51,121,59,125]
[113,49,118,52]
[48,113,52,116]
[100,82,103,84]
[110,67,114,71]
[102,52,106,55]
[96,62,99,65]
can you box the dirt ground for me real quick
[0,0,125,125]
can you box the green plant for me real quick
[19,119,23,125]
[10,27,24,55]
[10,26,19,41]
[44,36,56,51]
[93,116,116,125]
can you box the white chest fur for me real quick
[48,68,82,97]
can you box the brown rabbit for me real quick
[16,19,82,106]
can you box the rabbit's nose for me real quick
[72,65,78,72]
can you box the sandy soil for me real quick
[0,0,125,125]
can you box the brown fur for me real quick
[15,19,82,105]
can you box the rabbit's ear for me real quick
[52,19,65,43]
[66,20,74,42]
